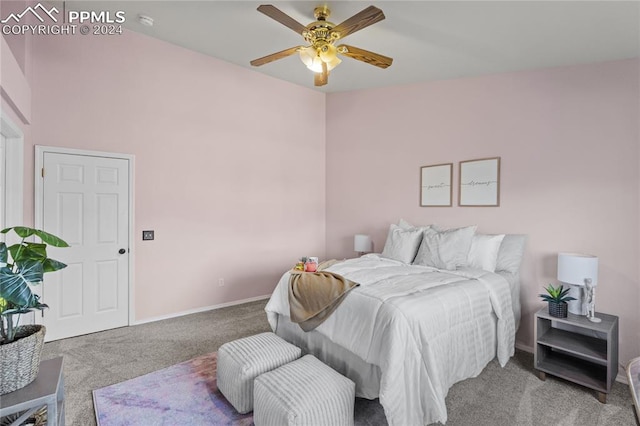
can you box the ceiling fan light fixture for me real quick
[318,44,336,62]
[319,44,341,70]
[307,56,324,73]
[300,44,341,73]
[307,55,340,73]
[299,46,317,68]
[325,55,341,70]
[300,47,337,73]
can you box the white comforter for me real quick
[265,255,515,426]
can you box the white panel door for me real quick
[42,152,129,341]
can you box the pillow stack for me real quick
[380,219,513,273]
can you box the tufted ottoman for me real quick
[217,332,301,414]
[253,354,356,426]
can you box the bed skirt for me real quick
[273,314,382,399]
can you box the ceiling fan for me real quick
[250,4,393,87]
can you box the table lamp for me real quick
[557,253,599,321]
[354,234,373,256]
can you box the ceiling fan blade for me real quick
[330,6,385,40]
[315,62,328,86]
[250,46,303,67]
[257,4,308,35]
[337,45,393,69]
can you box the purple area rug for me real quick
[93,352,253,426]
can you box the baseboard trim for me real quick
[515,341,534,353]
[515,341,628,384]
[132,294,271,326]
[617,372,628,385]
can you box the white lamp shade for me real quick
[354,234,373,253]
[557,253,598,287]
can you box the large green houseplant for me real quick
[0,226,68,395]
[0,226,69,341]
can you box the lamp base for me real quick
[588,317,602,323]
[567,285,586,315]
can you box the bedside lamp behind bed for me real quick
[354,234,373,257]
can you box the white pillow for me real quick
[397,218,431,232]
[381,224,423,264]
[467,234,505,272]
[413,225,477,270]
[496,234,527,274]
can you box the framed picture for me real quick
[420,163,453,207]
[459,157,500,206]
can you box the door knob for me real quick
[118,248,126,254]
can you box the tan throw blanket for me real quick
[288,262,359,332]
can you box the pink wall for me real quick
[30,30,326,320]
[1,35,31,123]
[0,1,29,76]
[325,60,640,367]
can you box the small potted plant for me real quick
[0,226,68,394]
[539,284,576,318]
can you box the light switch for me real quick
[142,230,154,241]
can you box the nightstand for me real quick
[534,307,619,403]
[0,357,65,425]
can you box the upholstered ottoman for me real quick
[254,354,356,426]
[217,332,301,414]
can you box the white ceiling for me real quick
[63,1,639,93]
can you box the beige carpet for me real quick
[40,299,637,426]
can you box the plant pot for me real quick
[0,325,46,395]
[548,301,568,318]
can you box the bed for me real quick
[265,223,526,426]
